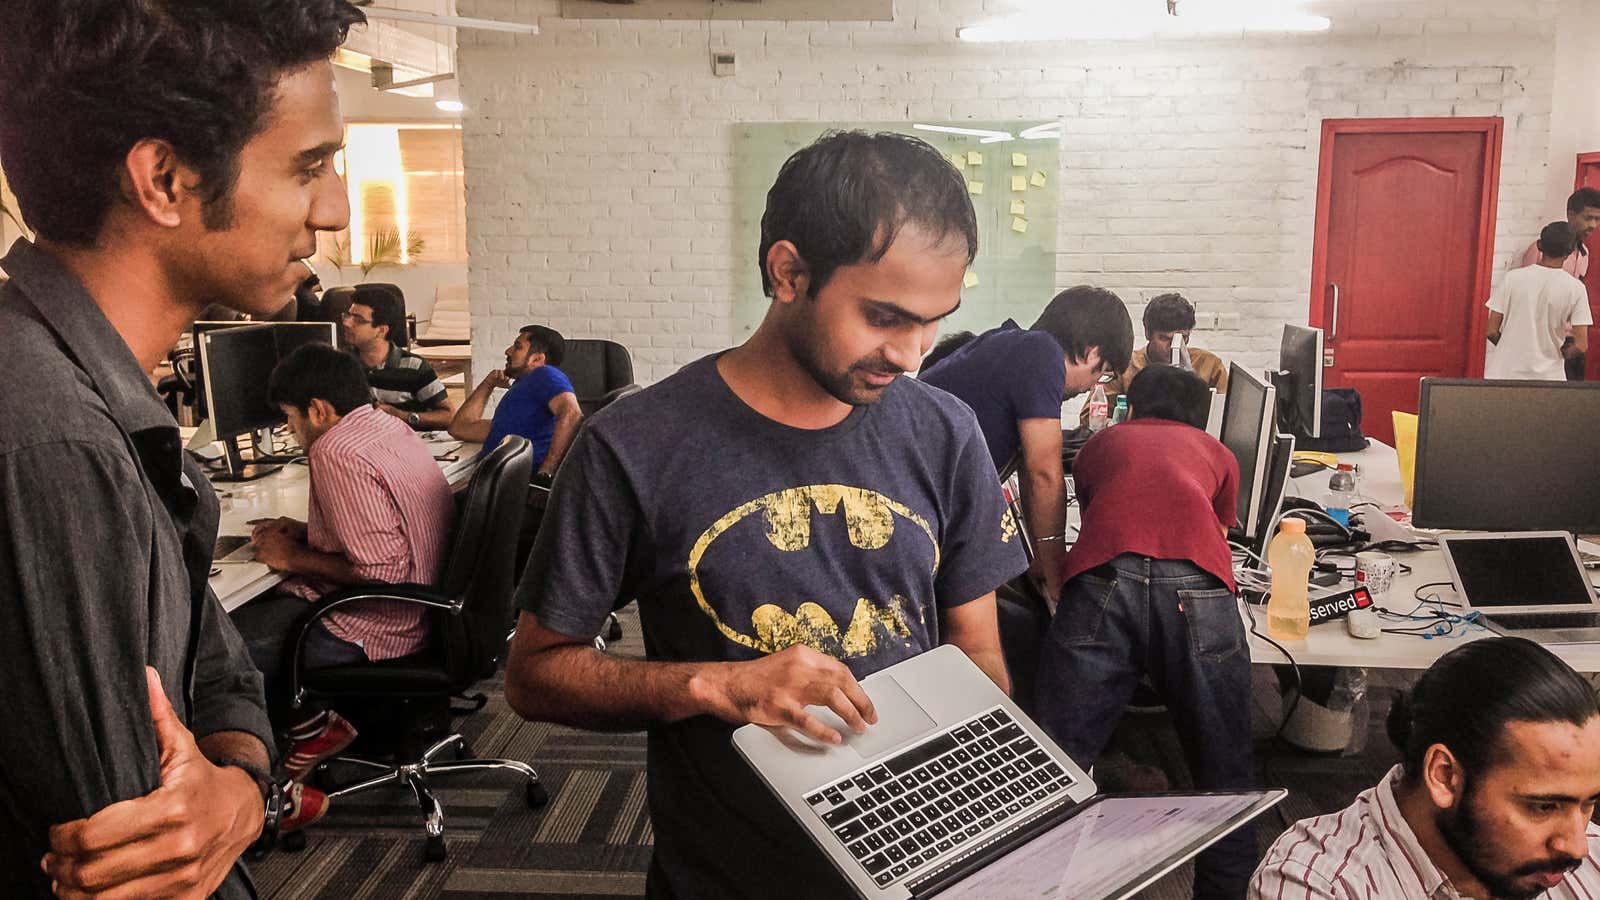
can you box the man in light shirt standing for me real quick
[1486,221,1592,380]
[1251,637,1600,900]
[1513,188,1600,380]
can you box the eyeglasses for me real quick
[340,311,372,326]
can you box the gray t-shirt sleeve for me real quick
[933,417,1031,609]
[516,427,640,640]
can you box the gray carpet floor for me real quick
[250,606,1403,899]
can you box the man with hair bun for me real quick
[1252,637,1600,899]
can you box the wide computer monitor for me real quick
[1219,363,1278,540]
[1274,324,1323,439]
[190,320,338,419]
[1413,379,1600,532]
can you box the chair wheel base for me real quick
[527,781,549,808]
[281,830,308,853]
[425,835,447,862]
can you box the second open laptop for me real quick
[1439,531,1600,643]
[733,645,1284,899]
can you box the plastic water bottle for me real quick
[1267,518,1316,641]
[1110,396,1129,425]
[1173,332,1194,371]
[1087,384,1110,432]
[1324,464,1357,526]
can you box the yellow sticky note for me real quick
[1010,200,1026,215]
[967,151,984,166]
[1012,153,1028,167]
[951,153,966,169]
[968,181,984,195]
[963,271,980,288]
[1011,217,1028,234]
[1011,175,1027,192]
[1031,170,1047,187]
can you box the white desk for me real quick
[209,435,481,612]
[1245,440,1600,672]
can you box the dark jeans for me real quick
[1035,555,1255,900]
[230,590,366,732]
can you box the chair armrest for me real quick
[599,383,643,409]
[288,583,457,708]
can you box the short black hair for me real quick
[518,325,566,368]
[1539,220,1579,258]
[268,343,372,417]
[1568,187,1600,216]
[919,330,976,375]
[1127,365,1211,429]
[1031,286,1135,375]
[1386,637,1599,782]
[0,0,364,245]
[352,285,407,347]
[1142,293,1197,337]
[758,131,978,299]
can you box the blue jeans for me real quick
[231,590,367,732]
[1035,555,1255,900]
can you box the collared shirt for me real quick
[281,404,454,660]
[0,239,273,899]
[1251,764,1600,899]
[357,342,448,415]
[1518,240,1589,282]
[1081,345,1231,425]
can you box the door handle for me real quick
[1328,283,1340,341]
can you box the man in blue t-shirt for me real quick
[920,286,1133,602]
[449,324,582,481]
[503,131,1027,900]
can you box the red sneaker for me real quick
[280,783,329,834]
[283,711,357,783]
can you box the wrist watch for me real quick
[220,760,283,854]
[408,411,421,427]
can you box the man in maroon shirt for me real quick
[1035,364,1251,900]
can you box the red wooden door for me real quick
[1310,119,1501,444]
[1574,153,1600,381]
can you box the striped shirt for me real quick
[358,343,448,415]
[1251,765,1600,900]
[282,404,454,660]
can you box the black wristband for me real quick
[216,760,282,853]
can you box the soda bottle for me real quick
[1110,396,1129,425]
[1087,384,1110,432]
[1267,518,1316,641]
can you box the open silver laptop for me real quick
[733,645,1284,899]
[1440,531,1600,643]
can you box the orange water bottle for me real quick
[1267,519,1315,641]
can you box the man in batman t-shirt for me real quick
[505,130,1027,899]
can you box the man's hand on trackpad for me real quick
[695,644,878,745]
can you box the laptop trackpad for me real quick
[804,675,936,760]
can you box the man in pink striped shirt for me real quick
[1252,638,1600,900]
[232,344,454,828]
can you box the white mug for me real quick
[1354,551,1397,600]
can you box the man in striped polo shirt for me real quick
[342,284,455,429]
[1252,637,1600,900]
[232,344,454,830]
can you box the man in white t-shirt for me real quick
[1487,221,1592,380]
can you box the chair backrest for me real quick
[319,285,357,325]
[997,452,1036,566]
[562,339,635,414]
[436,436,532,685]
[421,284,471,342]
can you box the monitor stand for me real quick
[211,435,281,482]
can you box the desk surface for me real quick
[1246,439,1600,672]
[209,434,480,612]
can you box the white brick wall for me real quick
[457,0,1565,383]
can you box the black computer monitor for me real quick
[190,320,338,419]
[1274,324,1323,439]
[1220,363,1278,540]
[197,325,283,481]
[1413,379,1600,532]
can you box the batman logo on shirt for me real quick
[687,485,940,659]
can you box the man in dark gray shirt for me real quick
[0,1,363,896]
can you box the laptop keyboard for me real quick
[1493,611,1600,631]
[214,535,250,559]
[802,706,1076,889]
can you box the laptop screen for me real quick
[1448,536,1595,609]
[935,792,1277,900]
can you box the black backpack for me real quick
[1296,388,1369,453]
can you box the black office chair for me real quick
[561,338,642,415]
[285,436,547,862]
